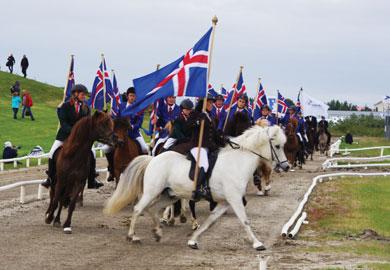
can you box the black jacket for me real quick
[2,147,17,159]
[172,112,197,141]
[191,111,225,152]
[21,57,29,69]
[6,56,15,66]
[56,101,90,141]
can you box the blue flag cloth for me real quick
[252,83,268,121]
[88,58,113,111]
[121,27,212,117]
[208,84,218,98]
[296,88,302,113]
[277,91,288,114]
[63,57,75,103]
[110,72,121,117]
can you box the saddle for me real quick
[187,150,219,182]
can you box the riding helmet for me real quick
[180,99,194,110]
[288,105,296,112]
[71,84,88,94]
[215,94,224,101]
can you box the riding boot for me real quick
[105,151,115,182]
[42,158,54,189]
[191,168,207,202]
[201,169,213,202]
[87,156,104,189]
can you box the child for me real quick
[22,90,35,120]
[11,92,21,119]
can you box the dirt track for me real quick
[1,155,334,270]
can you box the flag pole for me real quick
[220,83,224,94]
[152,64,161,141]
[276,90,279,125]
[58,54,74,108]
[252,77,261,120]
[193,15,218,191]
[101,53,107,111]
[222,65,243,132]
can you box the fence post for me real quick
[380,148,384,157]
[13,160,17,168]
[0,162,3,171]
[38,158,41,166]
[100,149,103,158]
[37,184,43,200]
[26,158,30,168]
[20,186,26,204]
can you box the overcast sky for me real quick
[1,0,389,105]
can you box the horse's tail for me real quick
[103,155,152,215]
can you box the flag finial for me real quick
[240,66,244,71]
[212,15,218,25]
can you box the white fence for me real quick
[0,168,108,204]
[281,172,390,239]
[337,146,390,157]
[322,155,390,170]
[0,146,106,171]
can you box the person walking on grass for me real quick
[11,92,22,119]
[21,89,34,120]
[21,55,29,78]
[6,54,16,73]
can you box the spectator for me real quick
[21,55,29,78]
[22,90,35,120]
[6,54,16,73]
[10,81,21,96]
[2,141,19,160]
[11,92,22,119]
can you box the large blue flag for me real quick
[110,72,121,116]
[277,91,289,114]
[252,83,268,121]
[89,58,113,111]
[63,56,75,103]
[122,27,212,116]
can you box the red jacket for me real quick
[23,93,33,107]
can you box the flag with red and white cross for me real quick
[88,58,113,111]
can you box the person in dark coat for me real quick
[345,133,353,144]
[318,116,331,146]
[21,55,29,78]
[6,54,15,73]
[190,95,226,202]
[10,81,21,96]
[210,94,226,128]
[41,84,103,189]
[2,141,19,160]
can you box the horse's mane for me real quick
[114,118,131,131]
[62,116,93,157]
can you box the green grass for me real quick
[301,176,390,261]
[339,137,390,157]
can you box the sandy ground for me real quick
[0,154,378,270]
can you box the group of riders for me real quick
[41,84,331,201]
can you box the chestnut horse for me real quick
[110,118,142,184]
[284,118,302,169]
[45,111,114,234]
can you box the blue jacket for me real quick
[156,103,180,138]
[218,107,252,130]
[12,96,21,109]
[119,103,144,139]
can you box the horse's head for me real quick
[267,125,290,172]
[92,111,114,146]
[113,118,131,147]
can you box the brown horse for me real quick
[110,118,142,184]
[45,111,114,233]
[284,118,301,169]
[318,126,329,155]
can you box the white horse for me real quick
[103,125,289,251]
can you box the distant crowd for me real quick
[4,53,29,78]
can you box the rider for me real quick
[162,98,195,150]
[41,84,103,189]
[152,96,181,155]
[318,116,331,146]
[218,94,252,134]
[258,104,276,126]
[210,94,226,128]
[120,87,148,154]
[191,95,226,202]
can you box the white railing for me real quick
[0,146,106,171]
[338,146,390,157]
[329,137,343,157]
[281,172,390,239]
[322,155,390,170]
[0,168,108,204]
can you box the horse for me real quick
[318,126,329,155]
[45,111,114,234]
[109,118,142,184]
[283,118,302,169]
[305,117,317,160]
[103,124,289,251]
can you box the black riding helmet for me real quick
[180,99,194,110]
[215,94,224,101]
[288,105,296,112]
[71,84,88,94]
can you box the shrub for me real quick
[329,114,384,137]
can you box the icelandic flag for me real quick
[223,89,234,109]
[231,70,246,106]
[63,56,75,103]
[221,86,228,98]
[88,58,113,111]
[252,83,268,121]
[277,91,289,114]
[122,27,212,116]
[208,84,218,98]
[110,72,121,116]
[143,98,164,136]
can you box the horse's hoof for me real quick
[53,221,61,228]
[188,240,199,249]
[132,236,141,244]
[63,227,72,234]
[160,218,169,226]
[152,228,162,242]
[126,235,132,242]
[45,214,53,224]
[264,190,269,196]
[256,191,265,196]
[192,222,200,231]
[254,242,266,251]
[180,215,187,224]
[167,218,175,226]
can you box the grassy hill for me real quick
[0,71,63,156]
